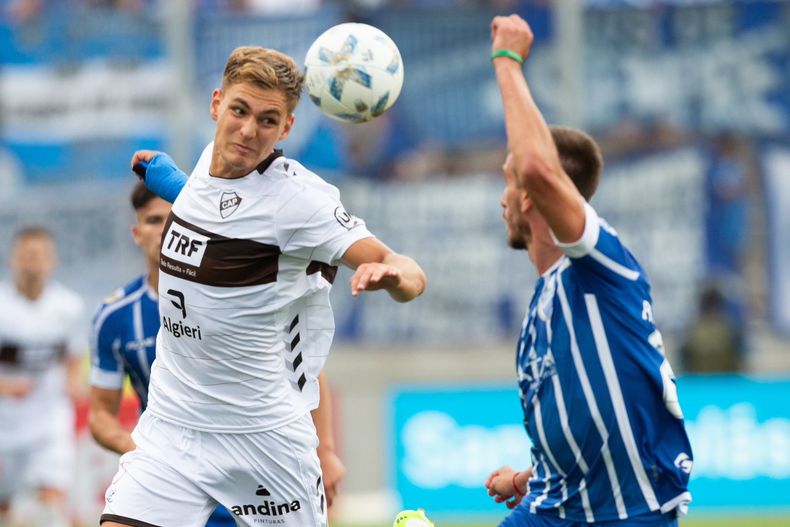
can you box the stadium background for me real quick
[1,0,790,525]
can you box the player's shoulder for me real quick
[271,156,341,201]
[0,281,13,300]
[94,275,149,321]
[46,280,85,311]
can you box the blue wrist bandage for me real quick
[144,153,188,204]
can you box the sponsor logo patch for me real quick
[162,223,209,267]
[334,206,361,230]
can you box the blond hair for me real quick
[222,46,304,113]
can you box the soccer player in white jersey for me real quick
[0,227,84,527]
[90,183,346,526]
[483,15,692,527]
[100,46,426,527]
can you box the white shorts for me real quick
[101,411,327,527]
[0,405,74,501]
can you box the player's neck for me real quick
[16,278,45,301]
[147,262,160,292]
[528,235,564,276]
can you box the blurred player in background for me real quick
[90,182,347,526]
[484,14,692,527]
[101,46,425,527]
[0,227,84,527]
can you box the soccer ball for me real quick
[303,22,404,123]
[392,509,434,527]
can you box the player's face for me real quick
[209,82,294,179]
[500,154,530,250]
[11,235,56,284]
[132,197,171,267]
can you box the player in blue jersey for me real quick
[484,15,693,527]
[89,183,346,525]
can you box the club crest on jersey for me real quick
[220,191,242,218]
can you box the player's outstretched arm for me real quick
[130,150,188,204]
[88,386,136,455]
[491,15,585,243]
[341,238,426,302]
[311,371,345,508]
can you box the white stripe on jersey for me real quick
[132,297,150,378]
[546,349,593,521]
[585,294,661,512]
[530,454,552,514]
[532,394,565,477]
[578,477,594,523]
[589,248,640,281]
[660,491,692,515]
[558,478,567,519]
[557,273,627,520]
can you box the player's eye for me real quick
[147,216,165,225]
[232,106,245,116]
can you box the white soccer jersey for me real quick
[0,281,84,449]
[147,144,372,432]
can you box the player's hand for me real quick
[485,466,530,509]
[130,150,161,175]
[349,263,403,296]
[317,447,346,508]
[490,14,534,63]
[0,377,33,398]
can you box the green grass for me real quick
[335,518,790,527]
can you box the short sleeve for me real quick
[551,201,600,258]
[275,187,373,264]
[89,308,125,390]
[552,202,644,291]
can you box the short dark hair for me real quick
[14,225,53,242]
[130,181,158,211]
[550,126,603,201]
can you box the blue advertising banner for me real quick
[391,377,790,518]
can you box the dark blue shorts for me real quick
[499,505,678,527]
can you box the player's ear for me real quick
[521,192,532,214]
[209,89,223,121]
[278,114,295,142]
[131,224,143,247]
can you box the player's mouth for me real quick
[232,143,255,156]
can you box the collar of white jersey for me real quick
[254,149,284,174]
[200,146,284,180]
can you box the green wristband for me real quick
[491,49,524,65]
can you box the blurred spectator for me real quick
[705,133,752,278]
[0,227,85,527]
[679,283,745,373]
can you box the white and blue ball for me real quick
[304,22,404,123]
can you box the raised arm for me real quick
[341,237,426,302]
[491,15,585,243]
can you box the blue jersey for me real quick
[90,275,236,527]
[515,203,692,523]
